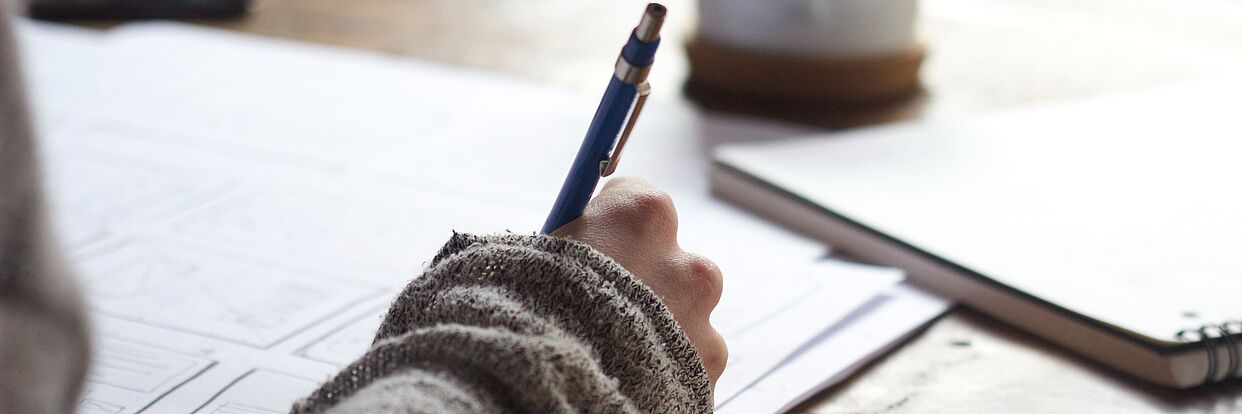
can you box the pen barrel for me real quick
[621,31,661,69]
[542,3,664,234]
[542,77,640,234]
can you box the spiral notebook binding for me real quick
[1176,320,1242,384]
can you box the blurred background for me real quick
[38,0,1242,129]
[29,0,1242,411]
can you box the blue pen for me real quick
[542,3,666,234]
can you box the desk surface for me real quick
[183,0,1242,411]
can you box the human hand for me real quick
[552,177,728,387]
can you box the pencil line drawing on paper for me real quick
[297,307,388,367]
[79,337,215,414]
[192,370,320,414]
[78,241,380,348]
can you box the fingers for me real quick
[662,251,727,384]
[660,251,723,315]
[553,177,679,272]
[591,177,679,245]
[551,176,728,385]
[701,329,729,386]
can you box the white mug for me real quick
[697,0,918,57]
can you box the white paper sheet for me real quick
[19,20,906,413]
[710,258,900,400]
[716,283,951,414]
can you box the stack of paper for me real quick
[16,21,949,413]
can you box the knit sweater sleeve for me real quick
[291,233,713,413]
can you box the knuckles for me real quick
[607,188,678,236]
[685,253,725,302]
[591,179,729,381]
[680,253,724,306]
[700,331,729,380]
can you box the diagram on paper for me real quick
[193,370,320,414]
[42,152,226,229]
[78,337,214,414]
[76,241,380,348]
[169,190,482,274]
[298,308,388,367]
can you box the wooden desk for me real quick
[187,0,1242,411]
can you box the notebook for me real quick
[711,77,1242,389]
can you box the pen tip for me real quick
[647,3,667,17]
[637,3,667,43]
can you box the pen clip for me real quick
[601,81,651,177]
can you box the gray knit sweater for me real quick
[1,8,712,413]
[292,233,714,413]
